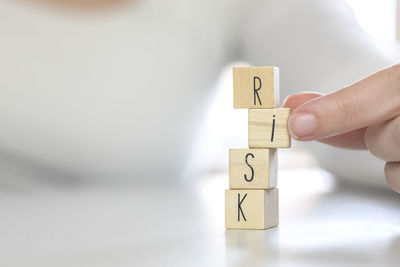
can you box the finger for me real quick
[364,116,400,162]
[284,92,367,149]
[385,162,400,193]
[317,128,367,149]
[283,92,323,109]
[288,65,400,141]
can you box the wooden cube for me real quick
[229,149,277,189]
[225,188,279,230]
[233,66,279,109]
[248,108,291,148]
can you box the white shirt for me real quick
[0,0,392,185]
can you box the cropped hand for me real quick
[284,65,400,192]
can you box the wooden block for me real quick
[248,108,291,148]
[229,149,277,189]
[225,188,279,230]
[233,66,279,109]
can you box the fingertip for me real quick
[282,95,293,108]
[282,92,323,109]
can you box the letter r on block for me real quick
[233,66,279,109]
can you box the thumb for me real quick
[283,92,323,109]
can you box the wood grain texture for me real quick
[225,188,279,230]
[233,67,279,109]
[229,149,277,189]
[248,108,291,148]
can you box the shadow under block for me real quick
[233,66,279,109]
[225,188,279,230]
[248,108,291,148]
[229,149,277,189]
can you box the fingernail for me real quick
[288,112,317,139]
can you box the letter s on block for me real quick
[244,153,255,182]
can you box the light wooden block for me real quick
[233,66,279,109]
[248,108,291,148]
[225,188,279,230]
[229,149,277,189]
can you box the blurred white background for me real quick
[346,0,396,42]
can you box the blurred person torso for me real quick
[0,0,391,184]
[0,0,248,181]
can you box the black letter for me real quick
[238,193,247,221]
[244,153,254,182]
[253,76,262,106]
[271,115,276,142]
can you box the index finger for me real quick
[288,64,400,140]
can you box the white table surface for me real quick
[1,166,400,267]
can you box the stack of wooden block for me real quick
[225,66,291,230]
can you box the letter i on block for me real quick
[225,188,279,230]
[248,108,291,148]
[229,149,277,189]
[233,66,279,109]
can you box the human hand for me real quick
[283,65,400,192]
